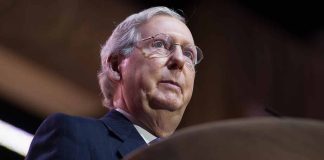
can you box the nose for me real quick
[166,44,185,70]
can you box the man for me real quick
[26,6,203,160]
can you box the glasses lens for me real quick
[182,45,196,64]
[183,45,203,65]
[195,46,203,65]
[149,34,172,56]
[138,33,203,66]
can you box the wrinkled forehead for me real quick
[138,15,195,45]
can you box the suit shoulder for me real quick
[41,113,72,126]
[27,113,98,160]
[37,113,74,132]
[35,113,105,137]
[43,113,95,126]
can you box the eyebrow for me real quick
[141,36,154,41]
[141,33,195,46]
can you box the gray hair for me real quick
[98,6,186,108]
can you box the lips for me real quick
[159,80,182,92]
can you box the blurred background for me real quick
[0,0,323,159]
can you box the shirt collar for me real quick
[116,108,157,144]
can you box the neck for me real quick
[112,87,176,138]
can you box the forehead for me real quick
[138,15,195,44]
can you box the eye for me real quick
[152,39,167,49]
[183,49,195,62]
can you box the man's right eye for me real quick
[152,40,166,48]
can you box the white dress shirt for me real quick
[116,108,157,144]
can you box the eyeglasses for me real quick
[134,33,203,66]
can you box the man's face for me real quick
[119,15,196,137]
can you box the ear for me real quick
[107,54,123,82]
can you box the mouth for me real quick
[159,80,182,92]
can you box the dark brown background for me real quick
[0,0,323,158]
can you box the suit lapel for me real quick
[100,110,147,157]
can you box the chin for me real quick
[148,91,185,111]
[149,97,183,111]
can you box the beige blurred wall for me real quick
[0,0,323,128]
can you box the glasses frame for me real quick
[134,33,203,66]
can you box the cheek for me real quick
[187,71,195,84]
[136,60,163,91]
[184,73,195,96]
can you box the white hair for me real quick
[98,6,186,108]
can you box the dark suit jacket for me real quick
[26,110,147,160]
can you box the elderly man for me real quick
[26,6,203,160]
